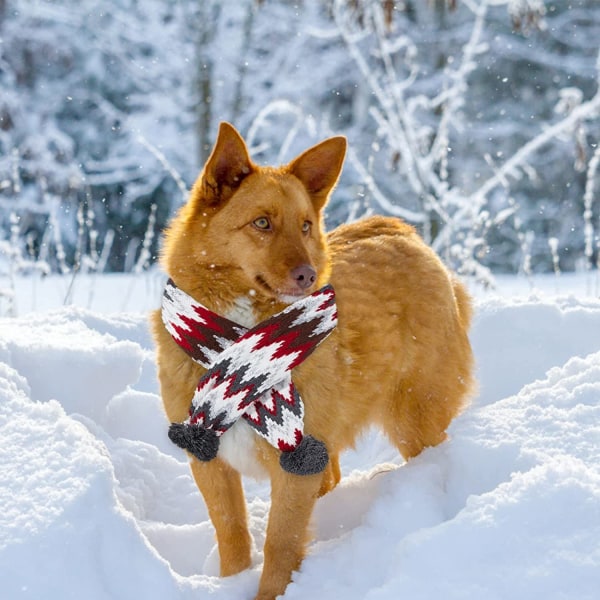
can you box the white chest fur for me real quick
[225,295,257,330]
[216,296,268,479]
[217,419,268,479]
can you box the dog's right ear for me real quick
[196,122,253,207]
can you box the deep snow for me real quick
[0,273,599,599]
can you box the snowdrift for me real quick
[1,292,599,599]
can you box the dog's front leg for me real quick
[256,467,322,600]
[189,457,252,576]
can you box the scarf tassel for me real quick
[168,422,329,476]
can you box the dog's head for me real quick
[163,122,346,306]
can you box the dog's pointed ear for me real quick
[288,136,347,211]
[198,122,253,206]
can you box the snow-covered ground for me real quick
[1,271,599,599]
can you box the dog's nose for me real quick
[291,264,316,290]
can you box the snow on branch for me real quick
[137,134,188,203]
[246,99,317,164]
[345,144,427,223]
[583,144,600,272]
[332,0,492,209]
[332,0,599,278]
[434,79,600,253]
[476,88,600,202]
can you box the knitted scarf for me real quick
[161,278,337,476]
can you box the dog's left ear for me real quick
[288,136,347,211]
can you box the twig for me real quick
[434,86,600,253]
[137,134,189,202]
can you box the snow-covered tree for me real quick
[0,0,194,272]
[1,0,598,278]
[321,0,600,278]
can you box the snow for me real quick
[1,273,599,599]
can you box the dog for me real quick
[151,122,474,600]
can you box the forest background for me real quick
[1,0,599,290]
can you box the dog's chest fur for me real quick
[216,295,268,478]
[224,295,257,329]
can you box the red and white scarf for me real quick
[161,278,337,475]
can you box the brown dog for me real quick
[151,122,474,599]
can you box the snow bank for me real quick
[0,291,599,599]
[0,315,178,599]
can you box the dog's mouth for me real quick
[255,275,308,304]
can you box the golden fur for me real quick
[150,123,474,600]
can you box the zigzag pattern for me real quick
[162,280,336,453]
[162,279,244,366]
[245,382,304,452]
[191,358,269,430]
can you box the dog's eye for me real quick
[253,217,271,231]
[302,221,311,233]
